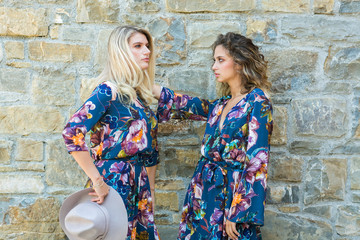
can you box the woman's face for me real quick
[129,32,151,70]
[212,45,240,84]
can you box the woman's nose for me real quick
[212,63,217,70]
[144,47,150,55]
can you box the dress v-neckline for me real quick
[218,92,250,132]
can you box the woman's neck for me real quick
[228,78,245,98]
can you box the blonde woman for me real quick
[153,32,273,240]
[62,26,160,240]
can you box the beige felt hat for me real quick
[59,187,128,240]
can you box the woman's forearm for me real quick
[152,84,162,100]
[70,151,102,183]
[146,165,157,211]
[146,165,157,191]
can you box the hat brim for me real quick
[59,187,128,240]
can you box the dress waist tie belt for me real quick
[201,158,244,188]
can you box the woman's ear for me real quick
[235,63,242,73]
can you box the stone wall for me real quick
[0,0,359,239]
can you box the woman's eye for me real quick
[134,45,141,48]
[219,58,224,62]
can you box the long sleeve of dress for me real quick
[157,87,214,123]
[62,83,114,153]
[227,93,273,226]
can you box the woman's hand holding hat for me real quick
[89,177,110,204]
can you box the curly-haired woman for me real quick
[153,32,273,240]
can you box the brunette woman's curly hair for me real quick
[212,32,271,97]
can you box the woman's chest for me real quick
[206,101,251,137]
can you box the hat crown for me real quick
[64,202,109,240]
[59,187,128,240]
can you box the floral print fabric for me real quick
[157,87,273,240]
[62,82,160,240]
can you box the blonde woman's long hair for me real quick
[95,26,155,105]
[212,32,271,97]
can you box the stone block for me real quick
[155,192,179,211]
[0,175,44,193]
[0,140,13,164]
[336,205,360,236]
[62,27,96,42]
[304,205,332,219]
[16,139,43,162]
[267,184,300,204]
[265,50,317,93]
[1,197,65,238]
[148,17,186,66]
[0,106,64,135]
[128,0,160,13]
[155,179,185,191]
[5,41,24,59]
[192,121,207,140]
[291,98,347,137]
[157,225,178,240]
[246,19,277,42]
[331,142,360,155]
[0,68,30,93]
[0,166,16,172]
[323,158,347,200]
[45,139,87,189]
[353,192,360,203]
[355,120,360,139]
[278,206,300,213]
[262,0,309,12]
[29,42,91,62]
[304,158,347,205]
[54,8,71,24]
[340,0,360,14]
[32,68,76,106]
[160,137,200,146]
[188,49,213,67]
[281,16,360,44]
[166,0,255,12]
[6,62,31,68]
[175,149,200,166]
[314,0,334,14]
[269,154,303,182]
[323,82,351,94]
[80,78,97,102]
[324,47,360,80]
[262,210,333,239]
[188,22,241,48]
[160,148,198,178]
[76,0,120,23]
[0,7,48,37]
[49,25,59,39]
[167,69,213,99]
[8,0,71,4]
[0,44,3,62]
[289,140,321,155]
[154,213,172,225]
[94,28,112,73]
[271,106,287,145]
[16,162,45,172]
[350,157,360,190]
[158,120,192,135]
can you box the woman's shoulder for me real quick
[247,88,270,103]
[95,81,118,101]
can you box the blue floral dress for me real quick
[62,82,160,240]
[157,87,273,240]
